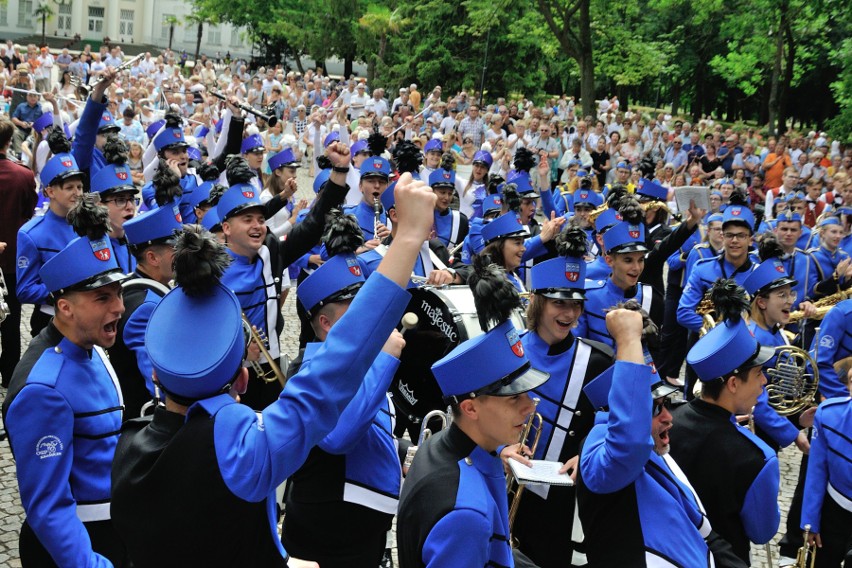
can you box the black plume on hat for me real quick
[322,208,364,257]
[206,184,227,207]
[173,225,231,297]
[195,161,221,182]
[225,155,255,186]
[728,188,749,207]
[617,194,644,225]
[757,232,784,261]
[555,225,588,259]
[367,127,387,157]
[67,194,111,240]
[487,173,505,195]
[502,183,521,214]
[513,147,536,174]
[102,136,128,165]
[46,126,71,154]
[709,278,750,324]
[163,110,183,129]
[606,184,629,209]
[153,159,183,206]
[469,254,522,332]
[439,152,456,172]
[392,140,422,174]
[614,299,659,347]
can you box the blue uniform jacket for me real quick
[810,299,852,399]
[677,255,758,333]
[2,324,124,567]
[433,208,468,250]
[578,361,716,567]
[111,236,136,274]
[465,181,487,221]
[576,278,655,348]
[16,209,76,305]
[188,273,409,558]
[777,249,816,309]
[585,255,611,281]
[807,246,850,297]
[140,175,199,223]
[71,97,108,179]
[801,396,852,533]
[343,200,388,242]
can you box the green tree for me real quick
[34,4,55,47]
[186,7,219,64]
[163,15,180,51]
[358,5,408,84]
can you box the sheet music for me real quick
[509,459,574,486]
[673,186,711,212]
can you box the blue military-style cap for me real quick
[511,172,539,198]
[40,152,82,187]
[594,207,622,233]
[40,234,128,295]
[240,134,265,154]
[722,204,755,232]
[200,207,221,231]
[583,358,678,410]
[707,213,724,224]
[350,140,369,158]
[424,138,443,154]
[187,147,202,162]
[603,220,647,254]
[90,164,138,196]
[269,148,300,171]
[124,203,183,248]
[98,111,120,134]
[146,119,166,140]
[473,150,493,168]
[360,156,391,180]
[481,212,529,245]
[743,259,797,297]
[154,126,189,152]
[33,112,54,134]
[775,210,802,224]
[324,131,340,148]
[614,161,632,171]
[483,194,503,217]
[432,319,549,403]
[574,189,603,209]
[818,216,841,228]
[146,282,244,400]
[687,318,774,382]
[314,168,331,194]
[297,253,366,317]
[636,179,668,202]
[186,181,213,210]
[429,168,456,189]
[217,183,262,221]
[530,256,586,300]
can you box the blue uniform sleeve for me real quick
[422,508,491,568]
[521,235,547,262]
[539,188,556,219]
[800,407,828,533]
[15,230,50,305]
[318,351,400,453]
[752,389,799,448]
[683,248,703,281]
[574,313,588,340]
[580,361,654,494]
[677,268,706,332]
[6,384,112,568]
[122,295,158,398]
[666,249,685,271]
[71,97,108,173]
[141,182,157,209]
[811,308,848,399]
[212,273,410,502]
[739,455,781,544]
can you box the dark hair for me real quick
[122,107,135,119]
[701,368,752,399]
[0,119,14,149]
[481,240,508,269]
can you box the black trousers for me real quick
[813,493,852,568]
[20,518,129,567]
[657,285,689,380]
[29,308,51,338]
[1,271,22,386]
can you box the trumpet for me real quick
[241,315,286,387]
[0,267,10,323]
[507,398,543,532]
[795,525,817,568]
[403,409,450,471]
[210,91,278,127]
[71,53,145,97]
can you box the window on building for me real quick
[57,4,72,31]
[208,25,221,46]
[184,22,195,43]
[230,29,243,47]
[88,6,104,33]
[0,4,8,26]
[119,9,134,37]
[161,14,176,40]
[17,0,33,27]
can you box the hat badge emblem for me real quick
[242,190,255,198]
[346,256,362,276]
[373,160,383,169]
[565,261,581,282]
[443,172,451,179]
[173,131,182,138]
[615,212,623,220]
[775,263,785,273]
[732,208,741,216]
[61,159,72,167]
[116,171,128,181]
[102,114,111,121]
[90,237,111,261]
[494,198,502,205]
[628,224,640,239]
[173,205,182,222]
[505,327,524,358]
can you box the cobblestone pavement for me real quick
[0,173,803,566]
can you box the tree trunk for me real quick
[692,63,705,121]
[194,23,203,64]
[344,56,353,79]
[578,0,595,118]
[42,16,46,46]
[671,81,680,117]
[777,13,794,136]
[169,27,175,51]
[294,57,305,74]
[767,15,784,136]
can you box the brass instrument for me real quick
[0,267,10,323]
[507,398,544,531]
[788,288,852,323]
[210,91,278,127]
[70,53,145,97]
[403,409,450,471]
[766,341,820,416]
[795,525,817,568]
[696,292,719,337]
[242,315,286,387]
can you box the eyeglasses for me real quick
[652,397,673,417]
[103,196,135,207]
[723,232,750,241]
[708,226,723,232]
[770,290,798,302]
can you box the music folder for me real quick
[509,459,574,487]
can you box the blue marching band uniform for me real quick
[7,78,852,568]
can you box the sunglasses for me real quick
[652,397,673,417]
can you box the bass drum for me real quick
[391,285,526,437]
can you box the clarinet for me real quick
[373,196,383,238]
